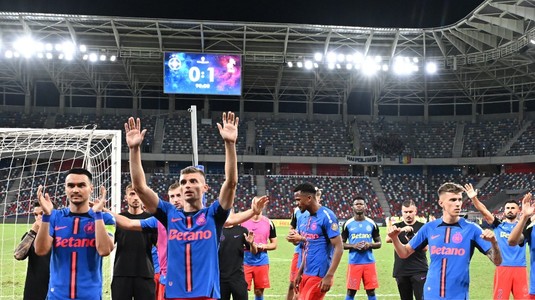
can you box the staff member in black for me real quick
[386,200,428,300]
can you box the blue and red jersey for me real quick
[299,206,340,277]
[155,198,229,299]
[47,208,116,300]
[341,217,380,264]
[522,220,535,294]
[408,217,492,300]
[489,218,525,267]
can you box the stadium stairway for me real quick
[256,175,266,196]
[452,123,465,158]
[497,120,532,156]
[370,177,391,217]
[152,117,165,153]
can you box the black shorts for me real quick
[111,276,155,300]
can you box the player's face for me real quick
[168,187,183,209]
[65,174,93,205]
[125,188,141,209]
[294,191,312,213]
[438,192,463,218]
[179,172,208,204]
[352,199,366,215]
[33,207,43,221]
[504,203,519,220]
[401,205,417,224]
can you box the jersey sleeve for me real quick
[323,210,340,239]
[408,222,428,251]
[371,221,380,239]
[290,209,298,229]
[341,220,349,242]
[155,198,173,227]
[48,209,58,237]
[472,224,492,254]
[269,220,277,238]
[103,212,116,238]
[140,216,158,229]
[209,200,230,228]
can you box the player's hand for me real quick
[480,228,496,242]
[402,226,414,233]
[31,218,42,232]
[387,225,402,238]
[286,230,304,245]
[521,192,534,217]
[251,195,269,215]
[294,274,302,293]
[463,183,478,199]
[92,186,107,213]
[319,273,334,292]
[36,185,53,215]
[124,117,147,149]
[217,111,239,143]
[245,231,255,244]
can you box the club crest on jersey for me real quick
[84,221,95,234]
[331,223,339,231]
[310,222,317,230]
[196,214,207,226]
[452,232,463,244]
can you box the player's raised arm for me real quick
[93,186,114,256]
[224,195,269,226]
[216,111,239,210]
[125,117,159,213]
[34,185,54,256]
[464,183,494,224]
[509,192,533,246]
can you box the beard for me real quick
[505,213,516,221]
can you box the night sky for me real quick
[2,0,484,28]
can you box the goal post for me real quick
[0,127,122,299]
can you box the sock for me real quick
[345,296,355,300]
[255,296,264,300]
[367,295,377,300]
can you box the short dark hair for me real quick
[353,195,365,202]
[293,182,317,195]
[66,168,93,182]
[402,200,416,207]
[504,200,519,206]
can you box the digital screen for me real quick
[163,52,242,96]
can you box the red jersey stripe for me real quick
[187,216,193,229]
[444,227,451,244]
[185,243,192,292]
[440,258,447,298]
[70,251,77,299]
[73,217,80,235]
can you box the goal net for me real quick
[0,126,121,299]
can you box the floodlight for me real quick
[79,45,87,52]
[296,61,303,68]
[314,53,323,61]
[46,53,53,59]
[531,39,535,44]
[89,53,98,62]
[5,50,13,59]
[313,62,318,68]
[99,54,106,61]
[82,54,89,60]
[337,54,345,62]
[327,63,335,69]
[14,36,36,58]
[326,52,336,63]
[54,44,63,51]
[58,53,64,60]
[425,62,437,74]
[304,60,313,69]
[346,63,353,70]
[287,61,293,67]
[45,44,53,51]
[110,55,117,62]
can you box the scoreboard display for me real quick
[163,52,242,96]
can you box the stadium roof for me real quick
[1,0,535,117]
